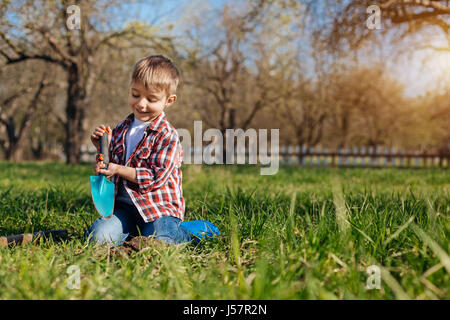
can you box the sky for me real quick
[113,0,227,29]
[352,26,450,98]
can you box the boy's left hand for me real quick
[95,161,119,179]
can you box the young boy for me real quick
[85,55,219,246]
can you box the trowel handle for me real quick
[99,133,109,169]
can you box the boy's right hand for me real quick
[93,161,106,176]
[90,125,112,152]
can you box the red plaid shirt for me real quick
[109,112,184,222]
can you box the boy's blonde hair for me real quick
[131,55,180,96]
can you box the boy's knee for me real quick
[85,216,128,246]
[144,216,191,245]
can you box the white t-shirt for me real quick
[124,117,151,163]
[117,116,151,204]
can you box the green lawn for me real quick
[0,162,449,299]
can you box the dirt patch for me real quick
[110,236,170,258]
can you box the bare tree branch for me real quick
[0,31,65,67]
[38,28,76,64]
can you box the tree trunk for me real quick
[10,143,25,161]
[5,116,16,160]
[1,74,47,162]
[220,108,236,164]
[4,117,25,161]
[9,114,36,161]
[65,63,88,164]
[31,136,43,159]
[4,130,24,161]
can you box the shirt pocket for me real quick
[135,146,151,160]
[135,134,158,160]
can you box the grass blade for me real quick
[411,224,450,274]
[381,267,411,300]
[384,216,415,246]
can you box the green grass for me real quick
[0,162,449,299]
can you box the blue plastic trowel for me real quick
[90,132,115,218]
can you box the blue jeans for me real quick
[85,201,192,246]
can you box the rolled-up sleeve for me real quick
[135,132,180,194]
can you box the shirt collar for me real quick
[123,112,165,133]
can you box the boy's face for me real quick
[128,80,177,122]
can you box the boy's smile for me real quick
[128,80,176,122]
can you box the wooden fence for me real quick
[277,146,449,168]
[80,145,450,168]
